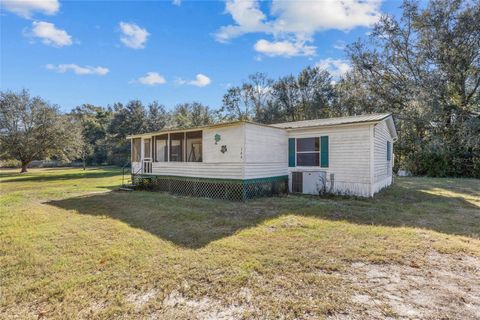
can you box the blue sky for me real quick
[1,0,402,112]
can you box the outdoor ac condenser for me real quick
[303,171,327,194]
[291,171,327,195]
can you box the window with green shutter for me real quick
[387,141,391,161]
[288,138,296,167]
[296,137,319,166]
[320,136,329,167]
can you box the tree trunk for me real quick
[83,157,86,171]
[20,162,29,173]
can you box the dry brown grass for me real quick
[1,167,479,319]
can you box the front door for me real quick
[143,138,152,173]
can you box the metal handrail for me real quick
[121,161,131,187]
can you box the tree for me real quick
[297,66,336,119]
[145,101,169,132]
[271,75,301,122]
[71,104,112,168]
[107,101,147,165]
[221,86,255,121]
[172,102,214,128]
[344,0,480,177]
[0,90,82,172]
[221,73,274,122]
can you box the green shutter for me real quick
[387,141,391,161]
[320,136,329,168]
[288,138,295,167]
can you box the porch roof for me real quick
[126,120,277,139]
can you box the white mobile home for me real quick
[127,113,397,200]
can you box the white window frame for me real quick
[295,137,320,167]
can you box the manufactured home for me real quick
[127,113,397,200]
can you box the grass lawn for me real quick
[1,167,479,319]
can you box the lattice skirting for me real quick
[133,174,288,201]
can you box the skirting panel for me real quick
[134,174,288,201]
[372,176,393,194]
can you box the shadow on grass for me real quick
[0,167,122,183]
[47,191,302,249]
[46,177,480,249]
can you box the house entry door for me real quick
[143,138,152,173]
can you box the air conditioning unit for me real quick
[291,171,327,195]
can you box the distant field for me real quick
[1,167,479,319]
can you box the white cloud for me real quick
[333,40,347,50]
[29,21,72,47]
[119,22,149,49]
[136,72,166,86]
[189,74,211,87]
[269,0,381,36]
[215,0,269,43]
[216,0,382,57]
[46,64,109,75]
[176,74,212,87]
[254,39,315,57]
[1,0,59,18]
[317,58,351,79]
[172,0,182,6]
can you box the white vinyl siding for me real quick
[287,124,371,196]
[243,123,288,179]
[372,120,394,193]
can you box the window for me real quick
[144,138,151,159]
[186,131,202,162]
[387,141,391,161]
[132,138,141,162]
[169,132,184,162]
[154,134,168,162]
[296,137,319,166]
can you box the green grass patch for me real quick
[1,167,479,318]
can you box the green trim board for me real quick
[320,136,329,167]
[134,174,288,184]
[288,138,296,167]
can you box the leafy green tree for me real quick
[297,66,336,119]
[71,104,112,167]
[172,102,215,128]
[221,86,255,121]
[145,101,169,132]
[0,90,82,172]
[270,75,301,122]
[344,0,480,176]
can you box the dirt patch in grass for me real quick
[330,251,480,319]
[155,289,251,319]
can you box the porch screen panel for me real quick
[132,138,141,162]
[186,131,202,162]
[144,138,152,159]
[155,134,168,162]
[169,133,184,162]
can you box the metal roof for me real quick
[270,113,392,129]
[127,113,397,140]
[126,120,280,139]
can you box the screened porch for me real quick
[131,130,203,174]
